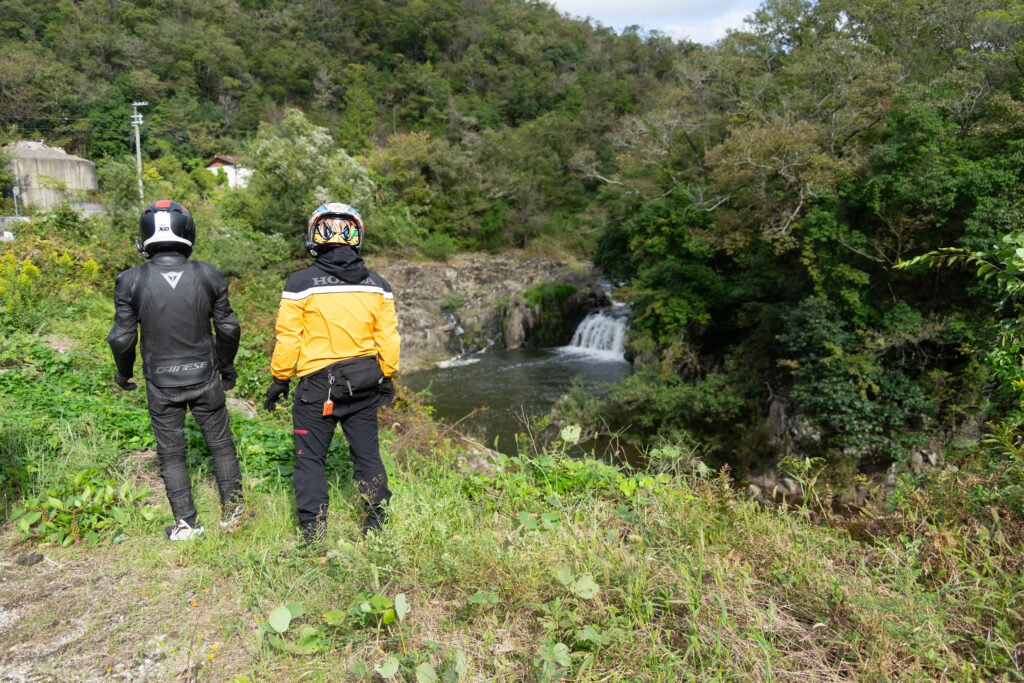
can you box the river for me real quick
[402,308,631,454]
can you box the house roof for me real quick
[205,154,241,167]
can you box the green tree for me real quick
[231,108,375,235]
[337,64,378,154]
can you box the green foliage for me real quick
[6,5,1024,676]
[348,592,399,629]
[10,469,157,546]
[335,64,378,155]
[579,365,753,454]
[897,232,1024,419]
[420,232,459,261]
[225,108,375,235]
[363,204,427,255]
[777,297,932,458]
[0,147,13,213]
[0,420,39,513]
[523,283,577,308]
[96,157,141,211]
[0,249,96,334]
[520,282,580,346]
[191,222,291,279]
[439,291,463,311]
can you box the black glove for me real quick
[114,372,138,391]
[378,377,395,408]
[221,363,237,392]
[263,378,290,412]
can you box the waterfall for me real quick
[568,309,628,357]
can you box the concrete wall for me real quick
[9,156,99,209]
[5,142,99,211]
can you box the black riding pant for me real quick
[291,388,390,530]
[146,378,242,524]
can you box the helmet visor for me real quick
[313,216,361,246]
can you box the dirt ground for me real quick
[0,451,260,683]
[0,536,257,682]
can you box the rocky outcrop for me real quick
[377,252,605,372]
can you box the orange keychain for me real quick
[322,385,334,416]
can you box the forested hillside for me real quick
[3,0,1024,484]
[1,0,676,247]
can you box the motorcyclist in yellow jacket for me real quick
[263,202,400,546]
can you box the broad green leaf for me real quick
[21,510,42,527]
[266,632,317,655]
[380,608,396,625]
[518,511,537,529]
[570,574,599,599]
[555,565,574,588]
[375,655,400,679]
[297,625,322,648]
[577,624,604,644]
[537,642,571,667]
[394,593,409,622]
[286,602,304,619]
[323,609,345,625]
[453,649,467,674]
[415,662,438,683]
[370,594,393,610]
[540,512,560,530]
[268,605,292,633]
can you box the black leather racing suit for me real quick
[108,252,240,387]
[107,252,243,524]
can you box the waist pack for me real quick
[297,355,383,404]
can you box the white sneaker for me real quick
[164,519,205,541]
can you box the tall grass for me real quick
[2,214,1022,680]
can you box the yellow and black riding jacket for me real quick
[270,247,399,382]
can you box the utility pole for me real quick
[131,101,148,203]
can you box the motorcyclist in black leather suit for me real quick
[108,200,245,541]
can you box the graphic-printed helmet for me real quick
[137,200,195,258]
[304,202,363,257]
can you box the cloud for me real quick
[660,9,753,44]
[547,0,759,44]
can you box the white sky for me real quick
[547,0,764,45]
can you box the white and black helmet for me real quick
[137,200,195,258]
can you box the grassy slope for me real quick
[1,239,1023,681]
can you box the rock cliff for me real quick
[377,252,606,372]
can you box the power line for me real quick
[0,114,102,122]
